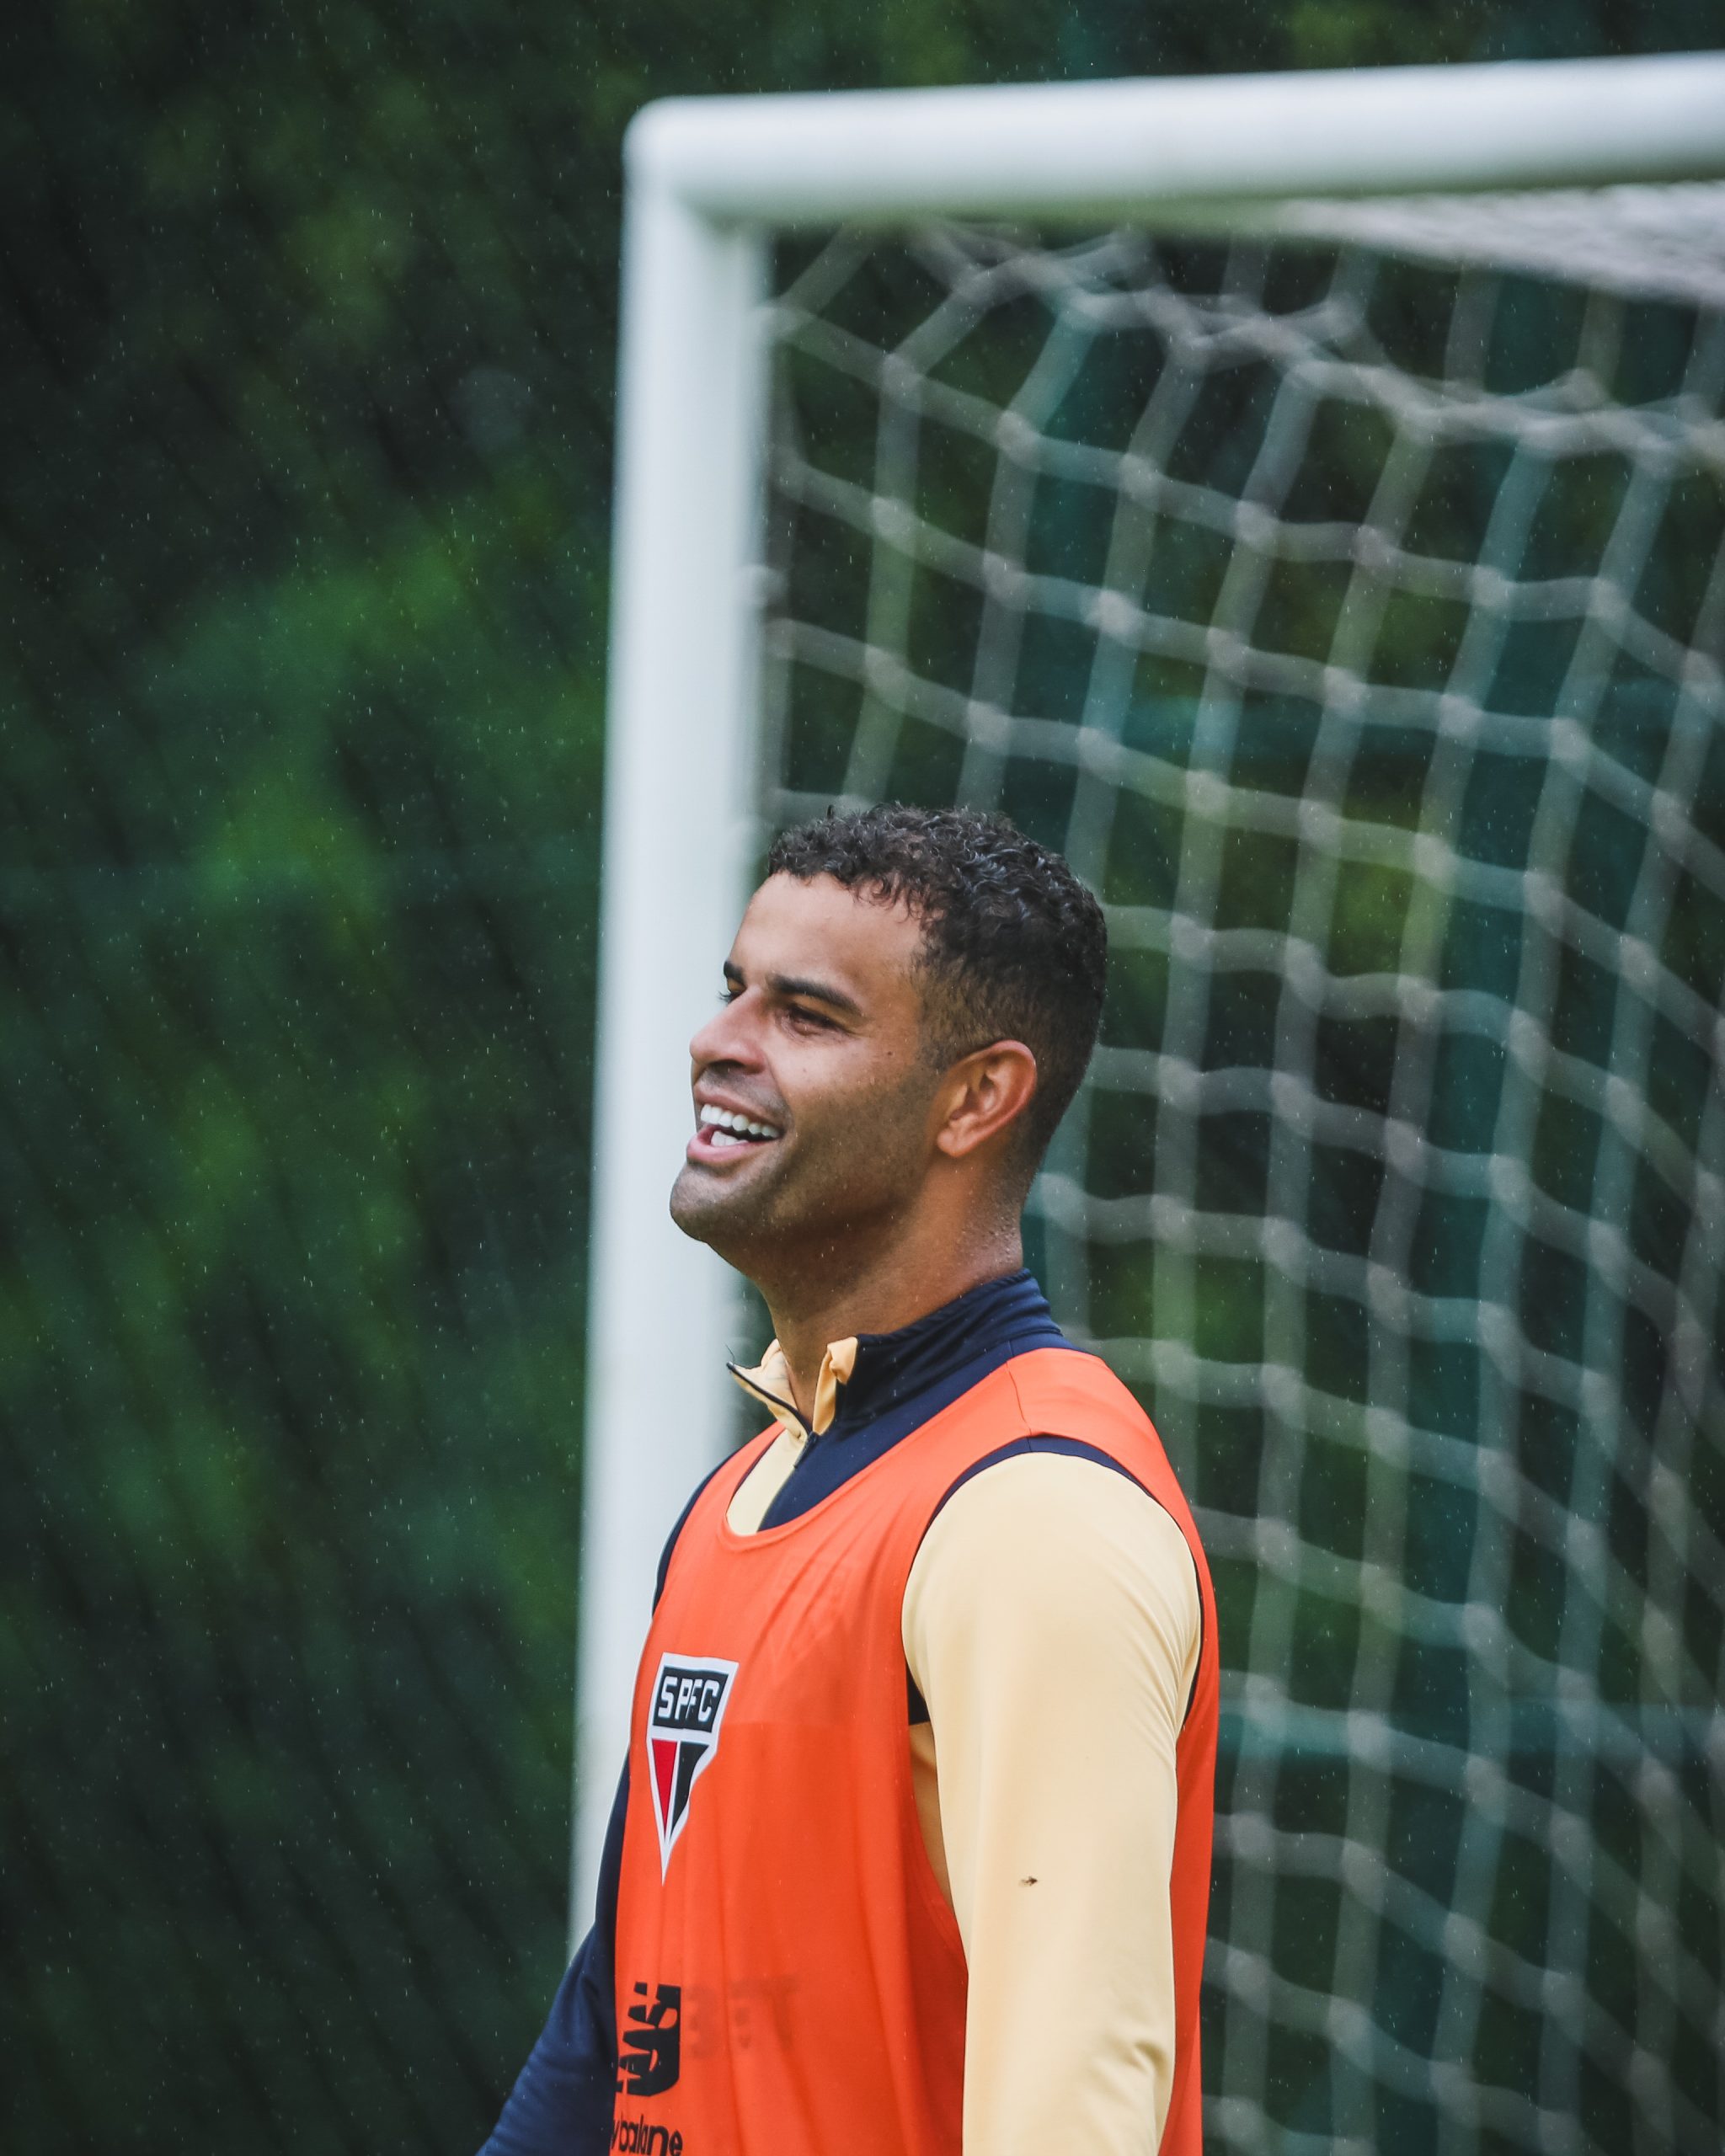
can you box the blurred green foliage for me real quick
[1,0,1716,2150]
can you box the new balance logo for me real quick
[610,2116,684,2155]
[618,1981,681,2097]
[646,1653,737,1873]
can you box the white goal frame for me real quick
[575,50,1725,1910]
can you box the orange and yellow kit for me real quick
[609,1347,1220,2156]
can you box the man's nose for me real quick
[688,990,760,1072]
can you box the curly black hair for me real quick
[766,804,1108,1170]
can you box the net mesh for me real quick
[759,205,1725,2153]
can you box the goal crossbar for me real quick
[629,56,1725,227]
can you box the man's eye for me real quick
[785,1005,833,1030]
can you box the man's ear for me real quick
[933,1041,1039,1161]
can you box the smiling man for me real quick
[482,805,1218,2156]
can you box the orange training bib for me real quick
[610,1348,1219,2156]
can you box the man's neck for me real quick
[760,1218,1023,1425]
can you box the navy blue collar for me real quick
[745,1267,1077,1534]
[825,1268,1064,1435]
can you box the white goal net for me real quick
[756,195,1725,2154]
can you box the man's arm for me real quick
[902,1452,1201,2156]
[483,1453,733,2151]
[478,1765,628,2154]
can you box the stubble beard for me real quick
[670,1061,937,1289]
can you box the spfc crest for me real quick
[646,1652,738,1874]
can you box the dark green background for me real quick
[2,3,1716,2149]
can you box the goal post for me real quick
[579,51,1725,2141]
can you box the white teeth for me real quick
[698,1103,782,1143]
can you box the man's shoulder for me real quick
[902,1444,1204,1730]
[911,1439,1202,1640]
[996,1340,1153,1438]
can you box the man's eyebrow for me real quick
[724,960,863,1020]
[772,972,863,1017]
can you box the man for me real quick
[483,805,1216,2156]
